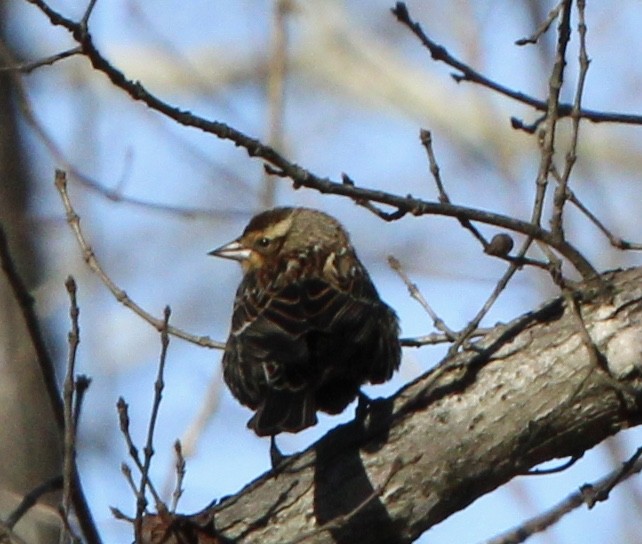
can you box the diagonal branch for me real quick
[139,266,642,543]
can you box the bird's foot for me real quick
[270,435,290,469]
[355,391,373,423]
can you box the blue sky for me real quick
[9,0,642,542]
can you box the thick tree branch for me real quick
[142,267,642,543]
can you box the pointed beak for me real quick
[208,240,252,262]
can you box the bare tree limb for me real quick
[136,267,642,544]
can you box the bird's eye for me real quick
[256,237,271,248]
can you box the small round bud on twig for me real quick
[485,233,514,257]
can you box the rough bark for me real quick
[147,267,642,544]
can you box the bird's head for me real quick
[209,207,351,273]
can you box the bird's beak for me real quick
[208,240,252,262]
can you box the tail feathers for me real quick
[248,390,317,436]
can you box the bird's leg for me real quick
[270,435,287,469]
[355,390,372,423]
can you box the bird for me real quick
[210,207,401,461]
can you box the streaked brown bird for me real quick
[210,207,401,456]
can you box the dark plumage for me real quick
[210,207,401,438]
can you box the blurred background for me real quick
[2,0,642,542]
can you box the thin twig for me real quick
[3,476,63,530]
[388,256,457,341]
[53,170,225,349]
[447,261,521,356]
[0,39,252,219]
[116,400,163,508]
[549,163,642,252]
[565,189,642,251]
[419,130,550,272]
[525,455,580,476]
[390,2,642,125]
[485,447,642,544]
[170,441,186,513]
[400,329,491,347]
[550,0,590,239]
[515,2,564,46]
[120,463,139,498]
[0,45,81,73]
[420,129,486,247]
[61,276,81,544]
[80,0,98,30]
[135,306,172,539]
[529,0,571,247]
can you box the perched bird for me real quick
[210,207,401,449]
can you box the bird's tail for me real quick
[248,390,317,436]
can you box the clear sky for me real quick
[9,1,642,542]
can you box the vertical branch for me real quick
[61,277,81,543]
[530,0,572,232]
[550,0,590,238]
[134,306,172,541]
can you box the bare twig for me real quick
[390,2,642,126]
[388,256,457,341]
[530,0,571,240]
[120,463,138,499]
[485,447,642,544]
[0,41,247,219]
[134,306,172,541]
[0,44,81,73]
[515,2,564,46]
[3,476,63,530]
[419,130,549,272]
[170,441,186,513]
[447,261,520,356]
[54,170,225,349]
[420,129,486,247]
[61,276,82,543]
[400,330,491,347]
[550,0,590,239]
[116,399,163,507]
[447,0,573,343]
[80,0,98,29]
[525,456,580,476]
[117,397,164,542]
[567,192,642,250]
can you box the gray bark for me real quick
[204,267,642,544]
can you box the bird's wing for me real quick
[229,255,400,387]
